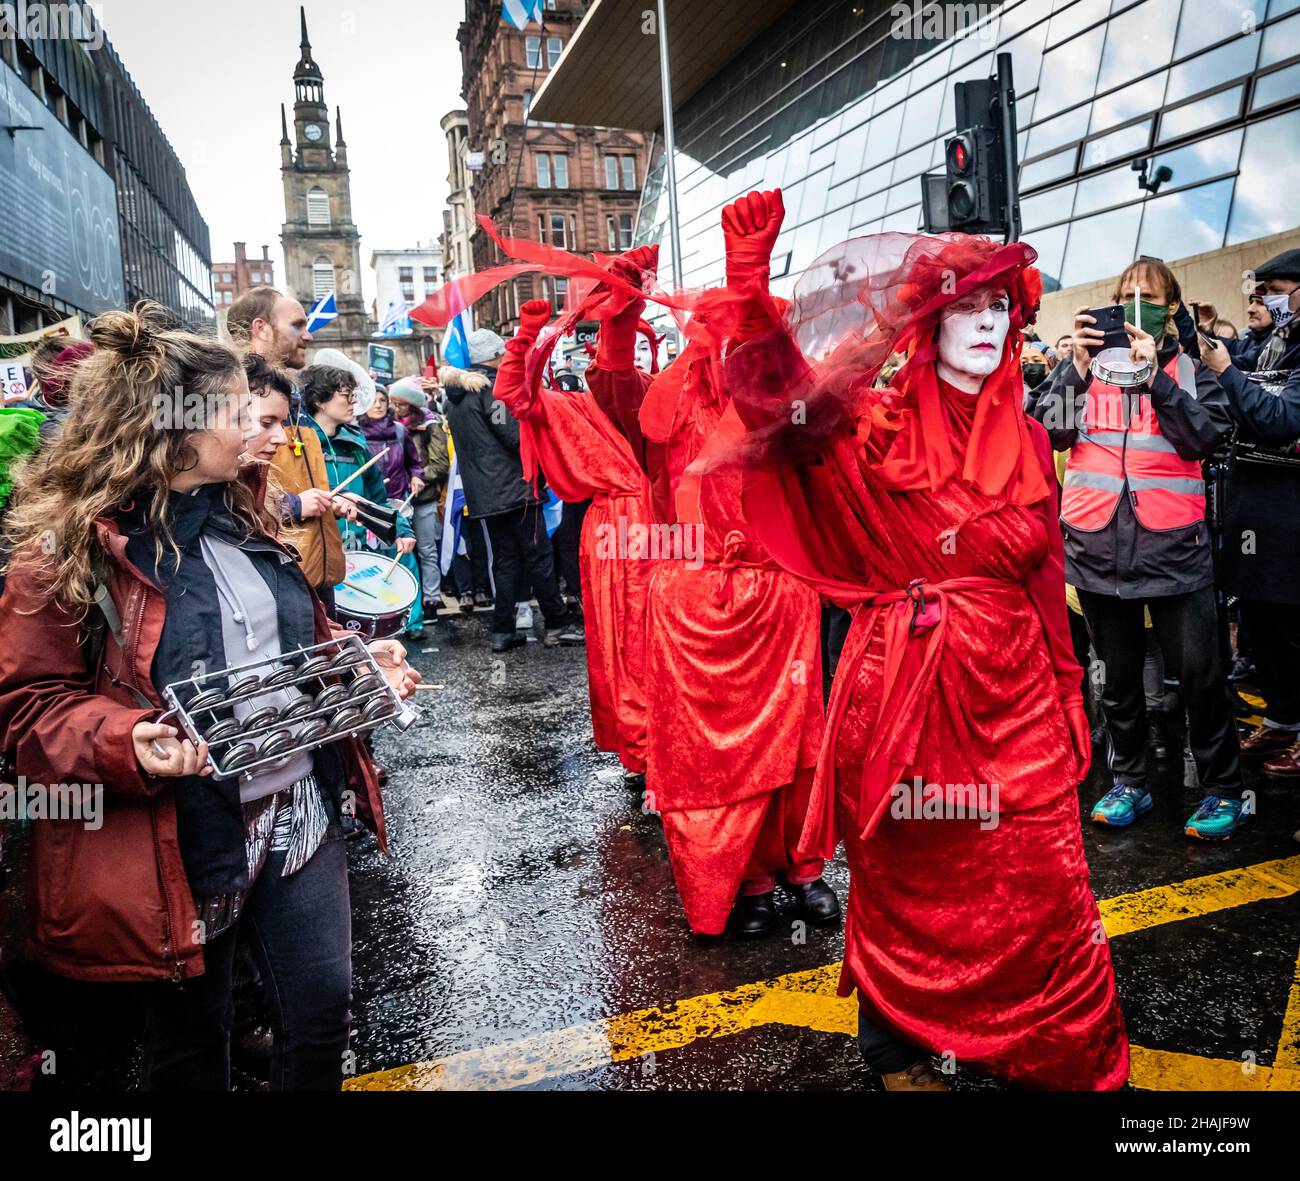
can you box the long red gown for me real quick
[723,336,1129,1088]
[495,339,650,774]
[586,344,827,935]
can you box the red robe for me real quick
[725,329,1129,1088]
[496,341,649,773]
[587,347,826,935]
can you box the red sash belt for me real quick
[801,574,1013,854]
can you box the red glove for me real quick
[1063,697,1092,783]
[722,189,785,291]
[518,298,551,339]
[594,247,655,370]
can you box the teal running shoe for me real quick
[1184,795,1249,841]
[1090,784,1153,827]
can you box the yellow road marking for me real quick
[347,854,1300,1092]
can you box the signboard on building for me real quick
[0,61,124,316]
[465,150,484,172]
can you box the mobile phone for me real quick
[1084,304,1127,356]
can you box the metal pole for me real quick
[996,52,1020,244]
[656,0,684,285]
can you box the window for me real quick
[547,37,562,68]
[1158,86,1244,144]
[621,156,636,190]
[1227,108,1300,243]
[1254,61,1300,110]
[536,151,551,187]
[605,214,634,251]
[306,188,330,226]
[312,257,334,298]
[604,156,619,189]
[539,212,567,248]
[398,266,413,282]
[536,152,567,187]
[1058,203,1143,288]
[554,153,569,188]
[423,267,438,285]
[1136,178,1234,261]
[1032,24,1106,120]
[525,36,540,69]
[522,88,533,122]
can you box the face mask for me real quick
[1022,364,1046,387]
[1261,292,1295,328]
[1123,298,1169,342]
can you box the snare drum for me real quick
[333,552,419,638]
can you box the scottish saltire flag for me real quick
[377,299,412,337]
[502,0,543,30]
[306,291,338,332]
[542,488,563,536]
[440,446,469,575]
[442,303,474,368]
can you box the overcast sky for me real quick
[100,0,467,309]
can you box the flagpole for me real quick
[655,0,684,288]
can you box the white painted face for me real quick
[936,288,1011,382]
[634,332,656,374]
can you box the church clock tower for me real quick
[280,7,371,362]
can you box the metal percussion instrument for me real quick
[1086,303,1150,388]
[332,551,419,639]
[158,636,418,781]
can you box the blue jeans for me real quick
[142,827,352,1091]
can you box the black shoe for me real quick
[731,892,776,938]
[474,591,492,609]
[546,620,584,646]
[784,877,841,925]
[458,593,475,614]
[491,632,526,654]
[1229,655,1257,684]
[622,770,646,790]
[1148,716,1168,761]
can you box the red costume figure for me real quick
[494,295,652,778]
[712,195,1128,1088]
[580,222,836,939]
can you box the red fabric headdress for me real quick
[785,232,1047,506]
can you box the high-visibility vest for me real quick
[1061,353,1206,532]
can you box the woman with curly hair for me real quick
[0,302,418,1090]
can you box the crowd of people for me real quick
[0,189,1296,1094]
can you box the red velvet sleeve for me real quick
[1023,417,1083,706]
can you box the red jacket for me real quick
[0,516,386,983]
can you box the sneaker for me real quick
[1229,655,1256,683]
[1184,795,1249,841]
[557,620,585,645]
[1090,783,1153,827]
[424,597,445,616]
[1240,723,1295,757]
[458,593,475,614]
[474,591,492,609]
[515,603,534,632]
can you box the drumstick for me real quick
[342,579,381,599]
[381,552,402,584]
[328,448,387,497]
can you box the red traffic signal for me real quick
[946,135,972,175]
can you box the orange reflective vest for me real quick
[1061,353,1205,532]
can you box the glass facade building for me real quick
[636,0,1300,300]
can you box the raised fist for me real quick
[722,189,785,290]
[518,298,552,337]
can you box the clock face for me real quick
[304,123,324,142]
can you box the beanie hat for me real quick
[388,376,429,408]
[467,327,506,364]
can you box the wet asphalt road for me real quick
[348,607,1300,1091]
[3,604,1298,1091]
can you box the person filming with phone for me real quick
[1033,259,1244,840]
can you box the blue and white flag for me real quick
[442,303,474,369]
[502,0,543,31]
[305,291,338,332]
[376,299,412,337]
[440,449,469,575]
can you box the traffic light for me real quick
[921,54,1021,241]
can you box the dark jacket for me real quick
[407,411,450,506]
[0,500,385,983]
[1033,338,1233,599]
[439,363,542,519]
[356,413,425,500]
[1216,324,1300,604]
